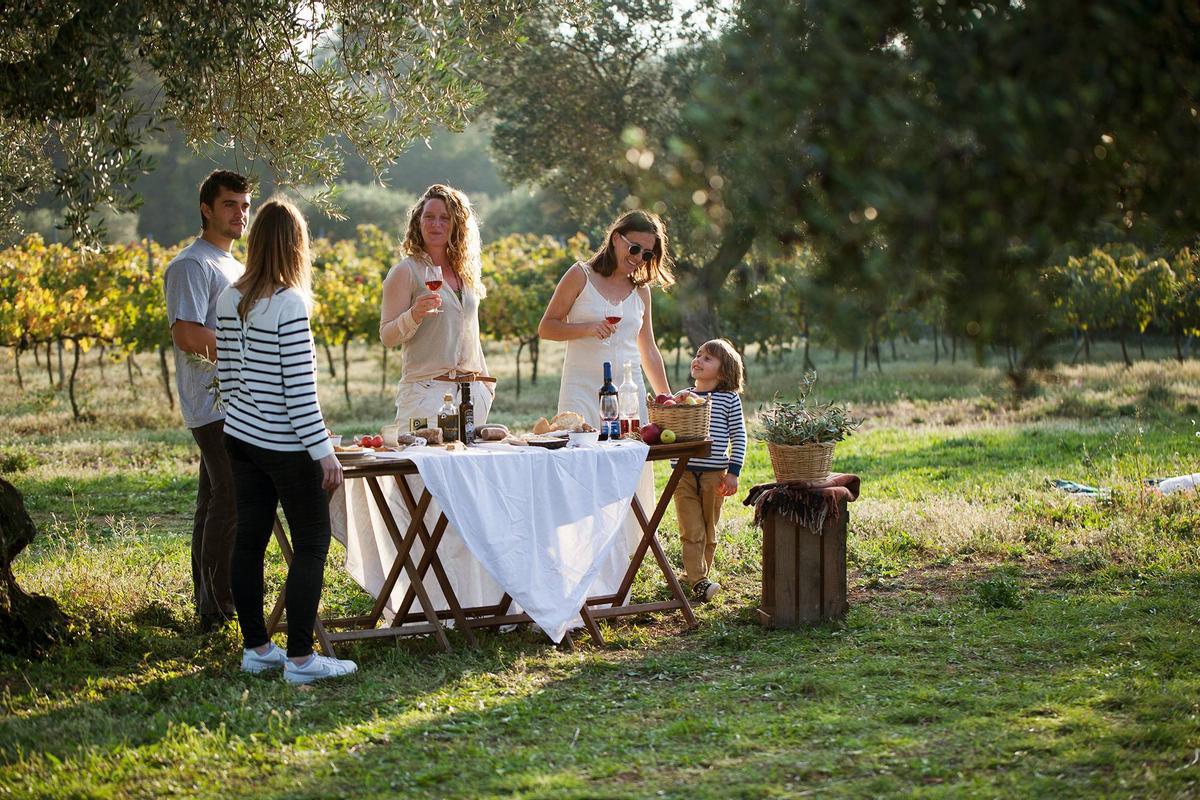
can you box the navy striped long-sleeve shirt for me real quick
[215,287,334,460]
[677,389,747,476]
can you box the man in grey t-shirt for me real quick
[163,170,251,632]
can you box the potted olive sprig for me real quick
[756,371,863,481]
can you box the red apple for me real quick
[654,393,672,405]
[661,398,677,406]
[639,423,662,445]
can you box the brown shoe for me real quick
[692,579,720,602]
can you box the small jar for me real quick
[381,424,401,447]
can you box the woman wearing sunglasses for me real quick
[538,210,676,604]
[539,209,675,429]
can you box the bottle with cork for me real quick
[458,382,475,445]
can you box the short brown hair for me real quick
[699,338,745,393]
[588,210,675,288]
[199,170,251,230]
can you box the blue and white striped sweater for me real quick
[672,389,746,475]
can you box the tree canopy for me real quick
[484,0,1200,360]
[0,0,554,245]
[672,0,1200,358]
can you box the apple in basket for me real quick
[654,393,673,405]
[640,423,662,445]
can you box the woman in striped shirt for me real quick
[670,338,747,603]
[216,198,356,685]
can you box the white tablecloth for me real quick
[329,441,653,642]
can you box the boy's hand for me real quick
[719,473,739,497]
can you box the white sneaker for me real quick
[284,653,358,685]
[241,642,288,674]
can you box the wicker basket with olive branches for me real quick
[756,372,863,482]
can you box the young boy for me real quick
[671,338,747,601]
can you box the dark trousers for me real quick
[224,435,331,658]
[189,420,237,619]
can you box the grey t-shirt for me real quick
[163,238,244,429]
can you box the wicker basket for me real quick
[647,400,711,442]
[766,441,836,482]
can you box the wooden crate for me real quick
[757,498,848,627]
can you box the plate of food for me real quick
[525,435,569,450]
[334,445,375,462]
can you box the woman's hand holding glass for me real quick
[586,320,617,340]
[602,295,624,347]
[422,264,444,315]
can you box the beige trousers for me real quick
[671,470,726,587]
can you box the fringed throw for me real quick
[743,473,861,534]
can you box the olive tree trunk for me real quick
[0,477,69,655]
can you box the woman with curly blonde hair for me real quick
[380,184,494,427]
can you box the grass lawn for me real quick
[2,340,1199,798]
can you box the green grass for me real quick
[2,340,1200,798]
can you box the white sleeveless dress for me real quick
[556,262,656,603]
[557,263,650,426]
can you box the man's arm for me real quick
[164,256,219,360]
[171,320,218,360]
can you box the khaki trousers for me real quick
[672,470,726,587]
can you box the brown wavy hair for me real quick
[233,197,312,321]
[401,184,485,297]
[587,210,675,288]
[699,338,745,393]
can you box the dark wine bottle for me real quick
[458,382,475,446]
[598,361,619,441]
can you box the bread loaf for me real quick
[414,427,443,444]
[477,424,509,441]
[550,411,585,431]
[532,417,552,435]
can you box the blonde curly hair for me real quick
[401,184,485,298]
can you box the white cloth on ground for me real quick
[1159,473,1200,495]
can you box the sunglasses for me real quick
[616,231,656,262]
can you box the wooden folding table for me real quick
[266,439,711,655]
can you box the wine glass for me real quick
[424,264,444,314]
[604,295,623,347]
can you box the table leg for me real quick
[612,455,695,611]
[393,515,448,624]
[392,475,478,647]
[362,483,431,627]
[643,509,698,628]
[579,603,606,647]
[365,477,452,652]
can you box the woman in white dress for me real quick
[538,210,675,426]
[379,184,494,426]
[539,211,676,603]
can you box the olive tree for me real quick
[0,0,562,245]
